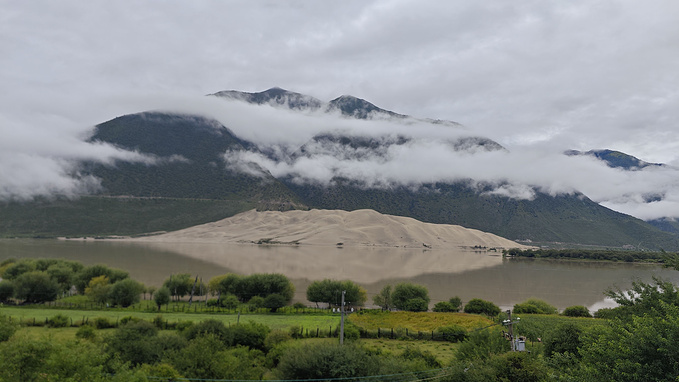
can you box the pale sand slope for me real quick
[134,209,527,250]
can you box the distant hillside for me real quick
[565,149,664,170]
[2,89,678,250]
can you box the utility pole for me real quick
[340,290,346,345]
[503,309,521,351]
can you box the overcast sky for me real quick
[2,1,679,220]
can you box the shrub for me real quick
[464,298,501,316]
[433,301,456,312]
[562,305,592,318]
[0,280,15,302]
[449,296,463,311]
[543,323,582,358]
[401,346,441,368]
[230,321,270,350]
[342,322,360,341]
[93,317,114,329]
[276,342,379,380]
[264,293,287,312]
[47,314,70,328]
[184,319,230,342]
[401,298,428,312]
[119,316,143,326]
[437,325,467,342]
[248,296,265,308]
[76,325,96,340]
[0,314,17,342]
[264,330,292,351]
[221,294,240,309]
[109,279,144,307]
[513,298,558,315]
[293,302,306,309]
[289,325,304,339]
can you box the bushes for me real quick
[464,298,501,316]
[276,342,379,380]
[392,283,430,312]
[437,325,467,342]
[562,305,592,318]
[513,298,558,315]
[47,314,70,328]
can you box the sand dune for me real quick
[134,209,526,250]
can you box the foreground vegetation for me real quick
[503,247,674,263]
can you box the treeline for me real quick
[502,248,667,263]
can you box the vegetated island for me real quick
[128,208,529,250]
[503,247,673,264]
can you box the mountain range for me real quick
[1,87,678,250]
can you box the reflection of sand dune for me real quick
[132,209,527,250]
[124,242,504,284]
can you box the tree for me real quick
[513,298,558,315]
[464,298,501,316]
[74,264,129,294]
[449,296,463,312]
[208,273,241,297]
[0,280,14,302]
[154,287,171,310]
[109,279,144,307]
[543,322,582,358]
[392,283,430,312]
[264,293,287,312]
[45,264,74,294]
[562,305,592,318]
[306,279,366,308]
[163,273,193,301]
[234,273,294,303]
[373,285,393,310]
[13,271,59,303]
[84,275,111,304]
[433,301,457,312]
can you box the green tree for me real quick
[449,296,463,312]
[208,273,241,296]
[264,293,287,312]
[433,301,456,312]
[85,275,111,304]
[45,263,74,293]
[234,273,294,303]
[544,322,583,358]
[109,279,144,307]
[464,298,501,316]
[154,287,171,310]
[169,336,264,380]
[562,305,592,317]
[2,260,35,280]
[306,279,366,308]
[0,280,14,302]
[0,314,17,342]
[13,270,59,303]
[513,298,558,315]
[74,264,129,294]
[163,273,193,301]
[392,282,430,312]
[373,285,393,310]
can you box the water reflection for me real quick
[2,239,678,310]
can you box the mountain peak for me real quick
[209,88,323,111]
[327,95,405,119]
[566,149,663,170]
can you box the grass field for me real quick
[0,306,340,331]
[348,311,493,332]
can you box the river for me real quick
[2,239,677,311]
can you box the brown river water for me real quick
[2,239,678,311]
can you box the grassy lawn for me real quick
[0,306,339,331]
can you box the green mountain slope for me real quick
[284,180,679,250]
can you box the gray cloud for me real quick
[2,0,679,219]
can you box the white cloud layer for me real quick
[1,0,679,220]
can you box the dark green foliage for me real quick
[400,346,441,368]
[504,248,669,263]
[47,314,70,328]
[449,296,463,311]
[105,321,162,366]
[306,279,367,307]
[437,325,468,342]
[229,321,270,350]
[276,342,379,380]
[74,264,129,294]
[0,280,14,301]
[154,287,170,310]
[168,336,265,380]
[45,264,74,293]
[604,276,679,318]
[76,325,96,340]
[163,273,193,299]
[392,282,430,312]
[233,273,294,303]
[221,294,240,309]
[93,317,114,329]
[108,279,144,307]
[433,301,456,312]
[544,323,583,358]
[2,260,35,280]
[184,319,230,342]
[562,305,592,317]
[264,293,287,312]
[0,314,17,342]
[372,285,393,310]
[264,330,292,351]
[0,196,255,238]
[13,270,59,303]
[456,329,511,362]
[464,298,501,316]
[578,303,679,381]
[449,351,549,382]
[513,298,558,315]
